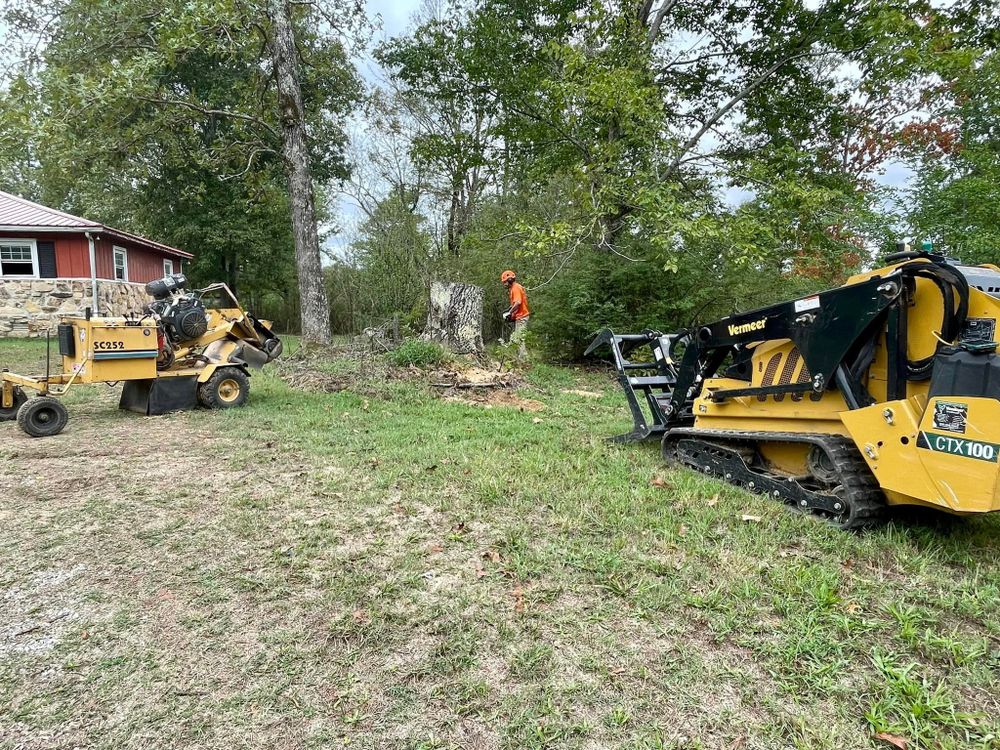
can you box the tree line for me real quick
[0,0,997,355]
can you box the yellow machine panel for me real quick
[916,397,1000,513]
[70,319,159,383]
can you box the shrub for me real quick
[387,339,448,368]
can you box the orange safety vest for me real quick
[509,282,530,320]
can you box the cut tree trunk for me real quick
[268,0,331,345]
[423,281,484,354]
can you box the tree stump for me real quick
[422,281,484,354]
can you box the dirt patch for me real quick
[0,564,100,658]
[446,389,545,411]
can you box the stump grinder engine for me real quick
[589,248,1000,528]
[1,273,282,437]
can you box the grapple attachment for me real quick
[584,328,686,442]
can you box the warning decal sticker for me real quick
[932,401,968,434]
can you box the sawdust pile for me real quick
[430,364,541,411]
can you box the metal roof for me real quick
[0,190,193,259]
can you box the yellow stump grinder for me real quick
[1,273,282,437]
[589,248,1000,528]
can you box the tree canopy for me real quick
[1,0,997,353]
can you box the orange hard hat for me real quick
[500,270,516,283]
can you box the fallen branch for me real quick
[431,381,506,389]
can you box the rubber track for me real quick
[664,429,887,529]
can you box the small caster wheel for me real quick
[17,397,69,437]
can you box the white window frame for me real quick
[0,238,39,278]
[113,245,129,282]
[163,258,174,276]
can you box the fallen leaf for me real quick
[429,543,444,554]
[474,563,487,579]
[452,521,467,533]
[651,476,669,488]
[678,524,689,537]
[707,494,720,507]
[740,514,762,522]
[512,585,525,613]
[351,609,367,624]
[532,417,542,424]
[874,732,908,750]
[845,601,862,614]
[484,549,502,564]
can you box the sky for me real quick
[367,0,422,43]
[325,0,422,256]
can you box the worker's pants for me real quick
[511,316,529,361]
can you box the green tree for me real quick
[1,0,365,341]
[347,189,435,330]
[905,21,1000,265]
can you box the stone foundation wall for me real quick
[0,279,151,337]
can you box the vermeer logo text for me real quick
[728,318,767,337]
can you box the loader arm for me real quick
[591,259,971,442]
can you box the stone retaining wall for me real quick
[0,279,150,337]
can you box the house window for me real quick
[113,246,128,281]
[163,259,174,276]
[0,240,38,278]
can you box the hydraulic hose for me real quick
[897,261,970,380]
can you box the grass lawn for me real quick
[1,336,998,750]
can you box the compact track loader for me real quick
[1,273,282,437]
[588,249,1000,528]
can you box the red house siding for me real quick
[0,230,182,282]
[55,234,91,277]
[94,239,173,283]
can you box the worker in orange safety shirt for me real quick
[501,270,530,363]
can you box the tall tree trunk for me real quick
[446,186,461,256]
[268,0,331,345]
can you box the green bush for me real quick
[387,339,448,368]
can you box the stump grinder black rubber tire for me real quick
[17,396,69,437]
[198,368,250,409]
[0,386,28,422]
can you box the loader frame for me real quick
[590,256,971,443]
